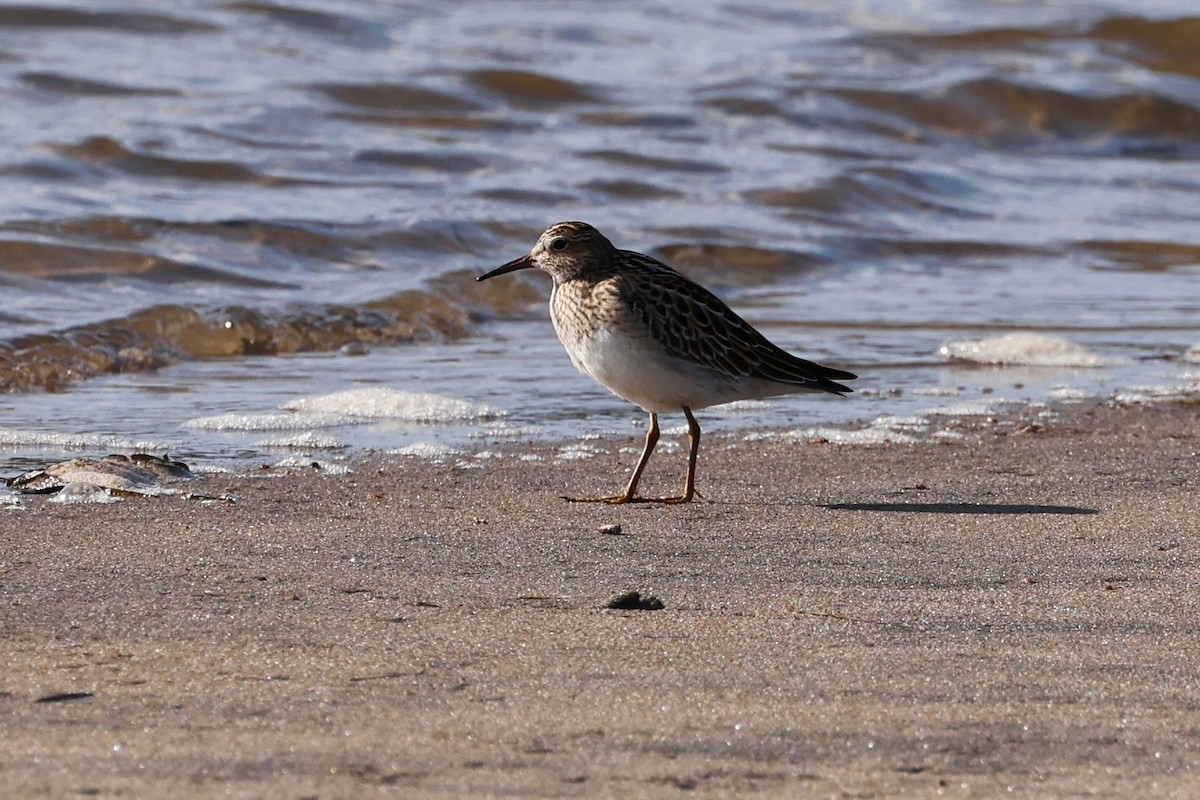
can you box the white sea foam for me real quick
[882,415,930,429]
[185,389,496,433]
[939,333,1121,367]
[927,399,1025,417]
[183,412,349,431]
[0,429,166,452]
[911,386,963,397]
[50,482,122,504]
[794,426,918,445]
[785,414,926,445]
[254,431,345,449]
[453,459,484,469]
[485,424,543,439]
[270,456,351,475]
[1048,386,1095,402]
[388,442,462,458]
[1112,382,1200,405]
[722,399,772,412]
[556,442,604,461]
[282,387,495,422]
[189,464,232,475]
[1184,343,1200,363]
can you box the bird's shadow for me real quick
[822,502,1098,515]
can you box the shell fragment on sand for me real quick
[6,453,194,496]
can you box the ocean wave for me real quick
[0,292,473,392]
[832,77,1200,151]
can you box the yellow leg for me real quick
[566,409,701,505]
[566,412,659,504]
[676,406,701,503]
[621,411,660,500]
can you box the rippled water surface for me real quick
[1,0,1198,471]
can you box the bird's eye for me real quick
[550,237,568,252]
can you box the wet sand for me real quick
[2,400,1198,798]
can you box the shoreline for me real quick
[2,398,1199,797]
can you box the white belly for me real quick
[548,278,817,412]
[548,278,827,413]
[553,321,743,413]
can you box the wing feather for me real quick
[615,250,855,395]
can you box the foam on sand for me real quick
[770,414,928,445]
[282,387,496,422]
[927,398,1025,417]
[269,456,350,475]
[254,431,345,449]
[1112,380,1200,405]
[185,388,497,433]
[50,482,123,505]
[1048,386,1096,402]
[939,333,1121,367]
[388,442,462,458]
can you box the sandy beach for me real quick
[2,399,1198,798]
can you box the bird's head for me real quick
[477,221,615,284]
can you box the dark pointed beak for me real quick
[477,254,535,282]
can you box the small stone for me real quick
[606,591,664,611]
[35,692,94,704]
[598,523,623,535]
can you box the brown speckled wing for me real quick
[616,250,855,394]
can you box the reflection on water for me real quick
[0,1,1198,469]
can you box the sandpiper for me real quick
[477,221,855,504]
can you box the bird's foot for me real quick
[652,487,703,504]
[562,489,701,505]
[563,493,640,504]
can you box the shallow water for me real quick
[1,0,1198,473]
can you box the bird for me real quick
[476,221,855,504]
